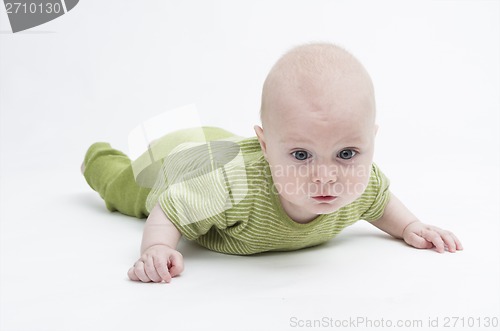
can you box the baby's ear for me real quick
[374,124,379,137]
[254,125,268,158]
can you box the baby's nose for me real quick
[312,164,337,183]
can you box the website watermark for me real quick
[270,163,371,179]
[269,163,371,196]
[3,0,79,33]
[288,315,499,329]
[272,179,368,197]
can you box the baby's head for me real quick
[254,43,378,223]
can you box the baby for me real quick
[81,43,462,283]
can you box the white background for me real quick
[1,1,499,330]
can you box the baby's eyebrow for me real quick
[281,135,369,149]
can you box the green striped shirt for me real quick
[151,131,390,255]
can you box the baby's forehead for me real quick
[266,79,375,122]
[272,124,374,153]
[268,104,375,142]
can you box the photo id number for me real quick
[5,2,62,14]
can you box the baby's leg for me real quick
[82,143,151,218]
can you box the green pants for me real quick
[83,142,151,218]
[82,127,239,219]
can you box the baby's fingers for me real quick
[167,251,184,278]
[421,229,446,253]
[128,261,151,282]
[127,267,140,281]
[144,256,164,283]
[405,232,434,250]
[453,234,464,251]
[153,255,172,283]
[441,231,463,253]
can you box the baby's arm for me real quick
[127,203,184,283]
[370,193,463,253]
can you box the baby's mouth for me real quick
[311,195,337,203]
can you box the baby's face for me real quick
[256,78,377,223]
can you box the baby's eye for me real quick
[291,150,310,161]
[338,149,357,160]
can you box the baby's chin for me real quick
[308,202,342,215]
[307,196,358,215]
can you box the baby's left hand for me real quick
[403,221,463,253]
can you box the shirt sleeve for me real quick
[156,140,249,240]
[158,169,230,240]
[360,163,391,222]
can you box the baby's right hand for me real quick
[127,244,184,283]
